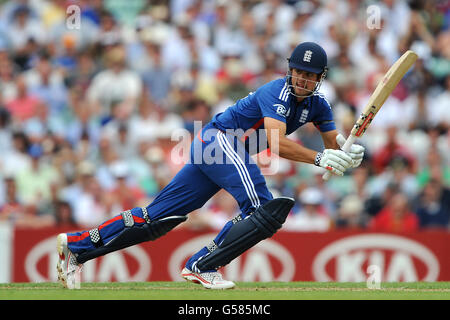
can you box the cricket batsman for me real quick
[57,42,365,289]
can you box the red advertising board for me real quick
[10,227,450,283]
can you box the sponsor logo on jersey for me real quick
[274,104,287,117]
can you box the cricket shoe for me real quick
[181,267,235,289]
[56,233,82,289]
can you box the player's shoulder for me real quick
[311,91,332,110]
[257,78,290,103]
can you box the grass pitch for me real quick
[0,281,449,300]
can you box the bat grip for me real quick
[322,135,357,181]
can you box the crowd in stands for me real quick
[0,0,448,232]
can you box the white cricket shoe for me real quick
[181,267,235,289]
[56,233,82,289]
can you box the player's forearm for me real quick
[321,129,340,149]
[270,136,317,164]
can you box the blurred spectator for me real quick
[349,164,373,200]
[7,5,46,55]
[215,57,253,102]
[94,135,120,190]
[0,176,24,223]
[372,154,420,200]
[181,98,211,133]
[365,181,398,218]
[169,70,196,113]
[183,190,240,230]
[59,160,94,216]
[107,160,148,211]
[74,175,112,228]
[125,140,159,196]
[251,0,295,35]
[162,14,219,74]
[54,200,78,228]
[65,86,101,148]
[0,106,12,152]
[403,57,434,105]
[369,192,419,232]
[335,194,367,229]
[127,96,161,145]
[399,8,435,59]
[264,156,296,200]
[15,143,59,207]
[104,0,146,27]
[211,81,234,116]
[427,74,450,131]
[22,97,57,142]
[284,187,331,232]
[349,23,388,82]
[234,11,264,76]
[87,46,142,121]
[310,165,338,216]
[102,120,136,160]
[206,190,241,230]
[371,126,417,175]
[297,122,325,154]
[416,145,450,188]
[409,126,450,177]
[13,203,54,228]
[139,36,172,103]
[211,0,244,57]
[94,9,123,47]
[5,74,43,123]
[356,70,405,131]
[414,179,450,230]
[144,145,173,191]
[402,86,432,132]
[0,50,19,102]
[327,162,376,215]
[24,51,68,117]
[54,33,78,72]
[1,131,31,177]
[65,50,98,93]
[328,51,360,94]
[428,29,450,81]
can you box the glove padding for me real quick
[315,149,353,176]
[336,134,365,168]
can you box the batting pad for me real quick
[195,197,294,271]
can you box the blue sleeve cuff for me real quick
[314,121,336,132]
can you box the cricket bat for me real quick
[323,50,418,180]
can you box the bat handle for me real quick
[322,135,357,181]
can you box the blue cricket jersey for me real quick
[210,78,336,154]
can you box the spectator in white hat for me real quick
[284,187,331,232]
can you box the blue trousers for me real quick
[67,123,273,271]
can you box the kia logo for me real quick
[168,234,295,282]
[25,235,151,282]
[312,234,440,282]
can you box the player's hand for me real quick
[314,149,353,176]
[336,134,365,168]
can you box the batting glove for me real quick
[336,134,365,168]
[314,149,353,176]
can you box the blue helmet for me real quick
[286,42,328,98]
[288,42,328,75]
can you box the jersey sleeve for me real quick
[312,95,336,132]
[255,82,288,123]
